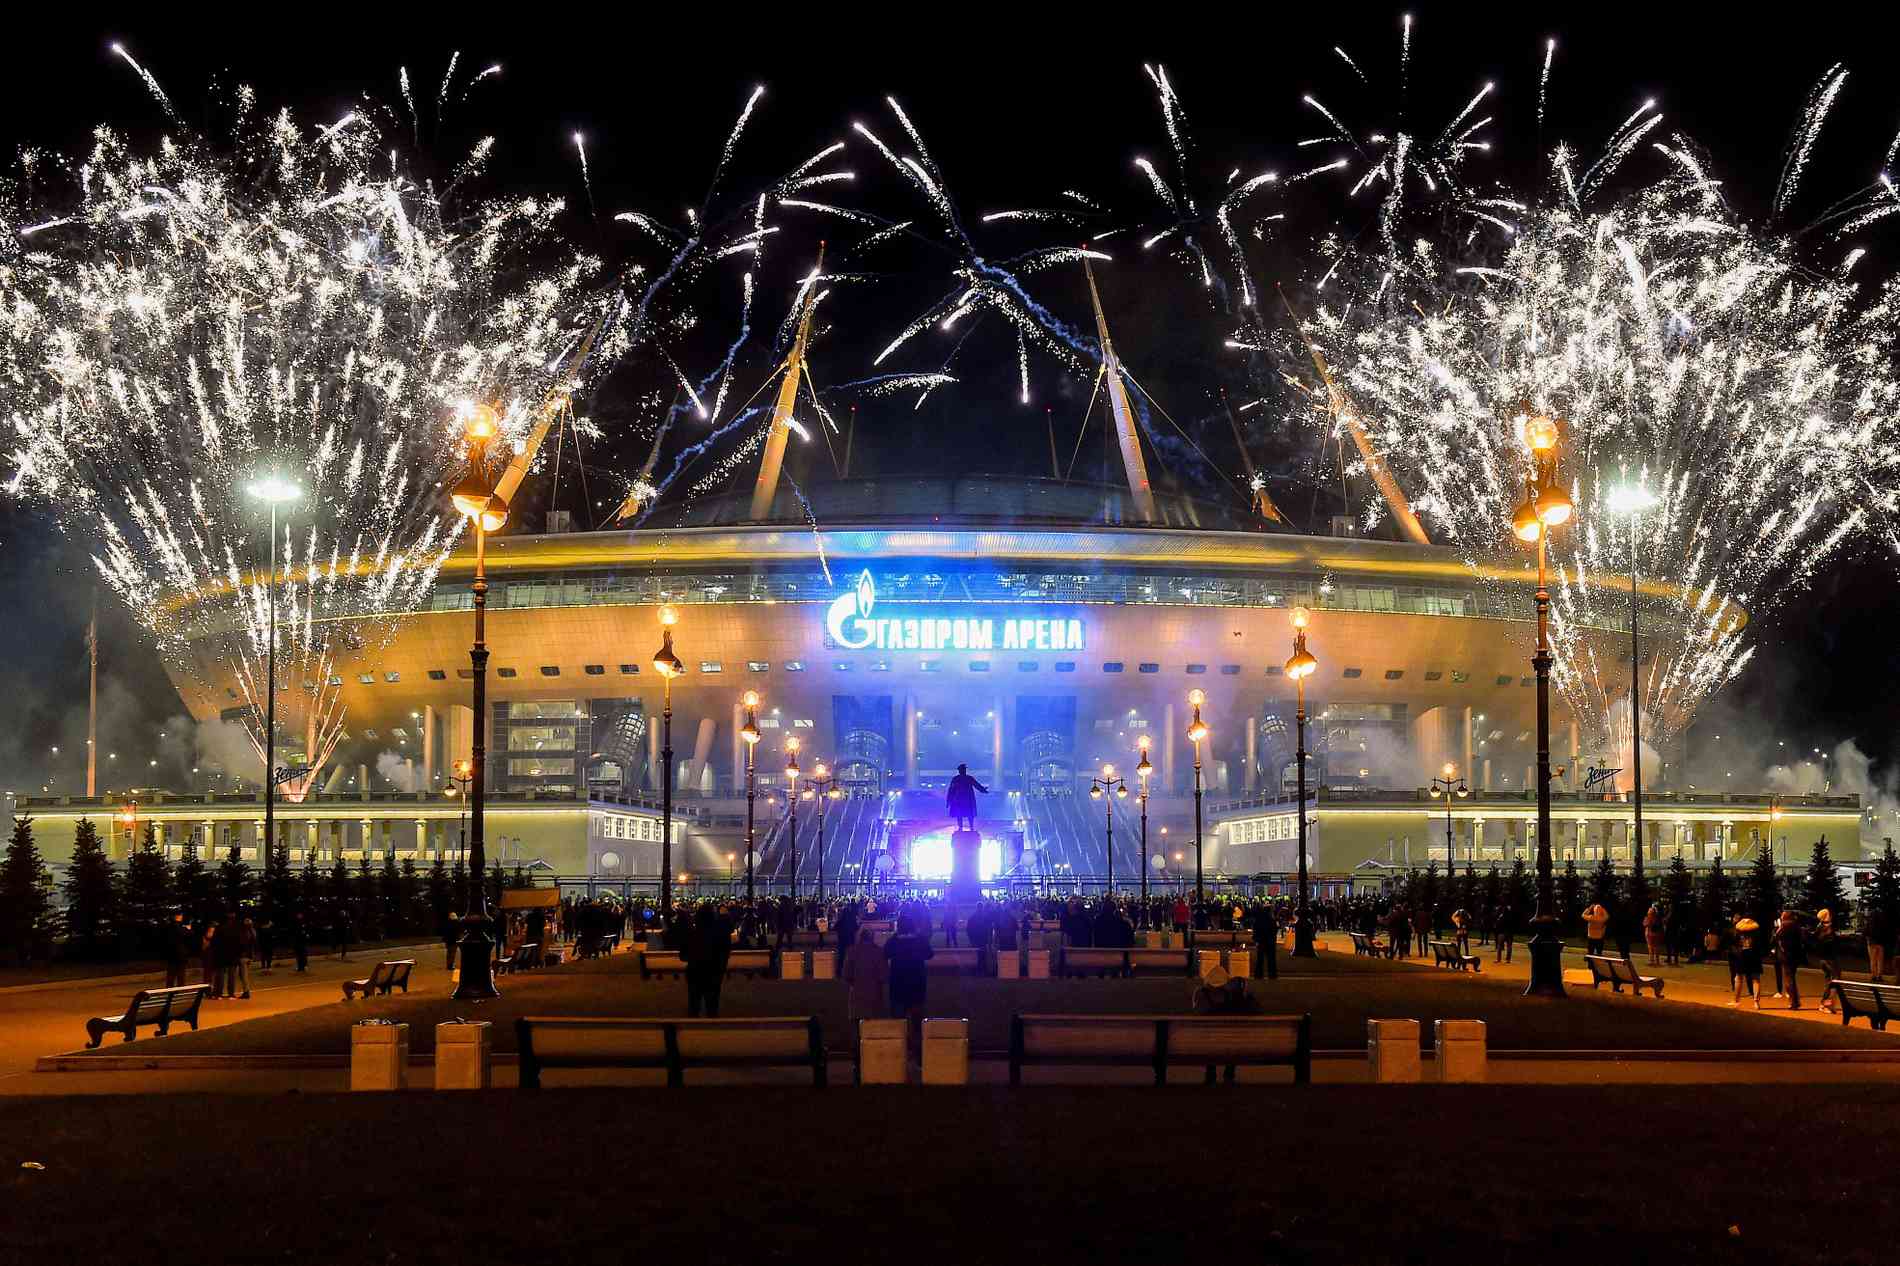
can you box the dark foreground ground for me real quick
[68,949,1900,1057]
[4,1085,1896,1265]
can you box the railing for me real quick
[1206,787,1859,815]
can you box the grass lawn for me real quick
[4,1085,1898,1264]
[0,935,438,988]
[68,949,1900,1057]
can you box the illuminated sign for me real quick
[825,570,1084,653]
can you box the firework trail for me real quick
[1290,135,1900,749]
[1,54,617,795]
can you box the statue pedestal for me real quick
[948,829,982,902]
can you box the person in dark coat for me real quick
[290,912,309,972]
[1248,903,1278,980]
[834,902,860,953]
[163,915,191,988]
[884,915,935,1054]
[682,905,733,1017]
[442,914,460,970]
[214,912,245,999]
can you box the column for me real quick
[1462,706,1474,786]
[731,701,745,796]
[1472,818,1486,863]
[903,692,918,789]
[1163,702,1176,794]
[647,709,661,792]
[423,704,439,790]
[305,820,319,864]
[991,696,1003,785]
[1568,719,1580,791]
[1245,716,1258,793]
[1481,758,1492,792]
[358,764,370,802]
[415,819,428,855]
[360,819,374,860]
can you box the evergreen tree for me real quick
[1507,857,1533,920]
[174,840,213,923]
[509,863,529,890]
[1480,866,1502,924]
[354,856,380,939]
[1699,857,1732,933]
[379,852,403,934]
[1802,835,1849,927]
[1869,843,1900,941]
[485,862,504,907]
[1556,857,1583,932]
[450,857,469,914]
[1743,846,1783,927]
[0,816,55,964]
[1625,862,1654,923]
[1589,855,1620,910]
[1661,855,1694,927]
[1413,862,1440,921]
[59,818,118,959]
[123,823,175,954]
[426,857,452,930]
[265,834,296,923]
[218,844,254,914]
[328,857,352,929]
[399,858,424,932]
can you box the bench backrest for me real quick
[1833,981,1892,1010]
[729,949,773,968]
[516,1016,824,1087]
[1014,1013,1309,1064]
[130,984,209,1022]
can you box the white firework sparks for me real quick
[1,61,616,796]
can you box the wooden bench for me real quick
[728,949,774,979]
[1826,979,1900,1030]
[343,959,415,1001]
[1059,947,1136,978]
[84,984,211,1048]
[495,942,541,976]
[926,947,984,975]
[1009,1013,1312,1085]
[1186,929,1245,948]
[1059,948,1194,978]
[1428,940,1481,972]
[1348,931,1387,957]
[576,931,619,959]
[1585,954,1664,997]
[516,1016,827,1087]
[638,950,688,980]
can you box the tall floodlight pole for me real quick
[1428,763,1472,869]
[1607,485,1659,883]
[246,477,301,886]
[1286,608,1319,957]
[741,691,761,906]
[783,738,802,904]
[802,761,839,904]
[449,403,509,1002]
[652,609,685,917]
[1088,764,1128,896]
[1135,736,1153,915]
[1187,691,1209,910]
[1511,408,1576,999]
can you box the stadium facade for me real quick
[22,478,1863,890]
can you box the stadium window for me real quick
[540,666,561,677]
[1265,666,1283,676]
[1055,662,1076,673]
[1495,674,1513,686]
[427,669,447,681]
[357,674,375,685]
[871,661,892,672]
[792,718,815,729]
[1520,676,1535,687]
[1342,668,1363,679]
[1451,671,1470,684]
[1220,665,1241,676]
[1185,664,1207,675]
[1018,662,1038,672]
[457,669,476,680]
[699,661,723,673]
[1138,663,1160,674]
[1102,662,1125,673]
[384,672,401,683]
[746,661,771,673]
[496,667,517,678]
[1423,670,1443,682]
[919,660,940,672]
[618,664,640,675]
[584,665,605,676]
[784,661,806,672]
[1385,670,1404,680]
[833,662,853,672]
[969,661,990,672]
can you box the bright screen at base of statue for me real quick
[908,830,1003,880]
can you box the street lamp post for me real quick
[1607,484,1658,884]
[651,609,686,919]
[449,759,473,859]
[1510,408,1576,998]
[1428,763,1472,870]
[1135,736,1153,916]
[246,476,301,897]
[802,761,840,904]
[783,738,802,904]
[741,691,761,907]
[449,403,509,1002]
[1286,608,1319,958]
[1187,691,1209,913]
[1088,764,1128,896]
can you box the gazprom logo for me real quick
[824,569,1084,653]
[826,570,879,649]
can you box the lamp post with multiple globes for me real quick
[1285,607,1319,958]
[1509,406,1576,999]
[447,402,509,1002]
[651,608,685,918]
[783,738,802,904]
[1428,763,1472,869]
[1088,764,1129,895]
[1135,736,1153,913]
[1186,690,1209,910]
[801,760,842,904]
[741,691,761,907]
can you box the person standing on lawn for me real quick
[290,912,309,972]
[884,914,935,1056]
[1813,910,1842,1014]
[199,918,219,996]
[163,914,191,988]
[1729,916,1763,1009]
[1863,904,1890,981]
[1248,901,1278,980]
[1411,904,1430,957]
[215,911,245,1000]
[841,927,888,1024]
[682,904,733,1018]
[1773,910,1806,1010]
[1643,903,1666,966]
[1494,895,1518,964]
[1582,901,1611,957]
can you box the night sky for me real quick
[4,7,1900,798]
